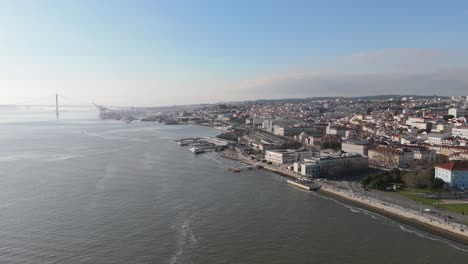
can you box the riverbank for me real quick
[219,150,468,246]
[319,185,468,245]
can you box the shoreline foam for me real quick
[219,151,468,246]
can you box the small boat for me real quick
[189,147,205,154]
[228,167,241,172]
[122,115,137,123]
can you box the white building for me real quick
[406,117,430,130]
[265,149,312,164]
[262,120,274,132]
[435,162,468,189]
[274,125,320,137]
[326,125,347,137]
[448,108,467,118]
[426,132,451,145]
[341,141,369,156]
[293,153,369,177]
[452,127,468,139]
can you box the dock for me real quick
[287,180,322,191]
[176,137,229,153]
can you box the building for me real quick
[439,145,468,157]
[258,140,281,153]
[452,127,468,139]
[326,125,347,137]
[368,146,414,169]
[245,117,265,126]
[262,119,274,132]
[294,132,309,143]
[216,114,231,122]
[426,132,451,146]
[265,149,312,164]
[262,119,297,133]
[293,153,369,177]
[273,125,320,137]
[435,161,468,189]
[406,117,431,130]
[449,152,468,161]
[400,134,417,145]
[448,108,467,118]
[341,141,369,156]
[403,145,437,163]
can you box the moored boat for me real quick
[189,147,205,154]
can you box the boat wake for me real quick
[95,160,118,190]
[81,130,148,142]
[169,217,199,264]
[202,154,225,166]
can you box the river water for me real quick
[0,106,467,263]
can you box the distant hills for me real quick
[143,94,451,112]
[220,94,450,105]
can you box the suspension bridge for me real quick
[8,93,129,120]
[8,94,190,122]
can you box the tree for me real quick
[369,178,384,189]
[403,169,433,189]
[390,169,402,183]
[361,175,372,186]
[402,171,419,189]
[280,141,303,149]
[443,114,454,121]
[321,141,341,150]
[431,177,445,189]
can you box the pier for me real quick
[176,137,229,152]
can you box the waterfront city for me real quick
[3,1,468,263]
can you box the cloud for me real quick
[236,48,468,99]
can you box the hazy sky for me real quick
[1,0,468,106]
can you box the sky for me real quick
[1,0,468,106]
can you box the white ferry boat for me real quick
[189,147,205,154]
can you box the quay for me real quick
[221,150,321,186]
[220,149,468,245]
[177,137,229,152]
[319,184,468,246]
[286,180,321,191]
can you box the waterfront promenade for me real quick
[221,148,468,245]
[319,184,468,244]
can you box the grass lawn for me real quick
[398,190,441,206]
[398,189,468,215]
[437,204,468,215]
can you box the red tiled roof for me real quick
[436,162,468,171]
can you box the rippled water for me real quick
[1,107,468,263]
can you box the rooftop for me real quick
[436,161,468,171]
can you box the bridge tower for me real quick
[56,93,59,120]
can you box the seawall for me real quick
[318,187,468,246]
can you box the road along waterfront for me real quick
[319,184,468,245]
[221,147,468,246]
